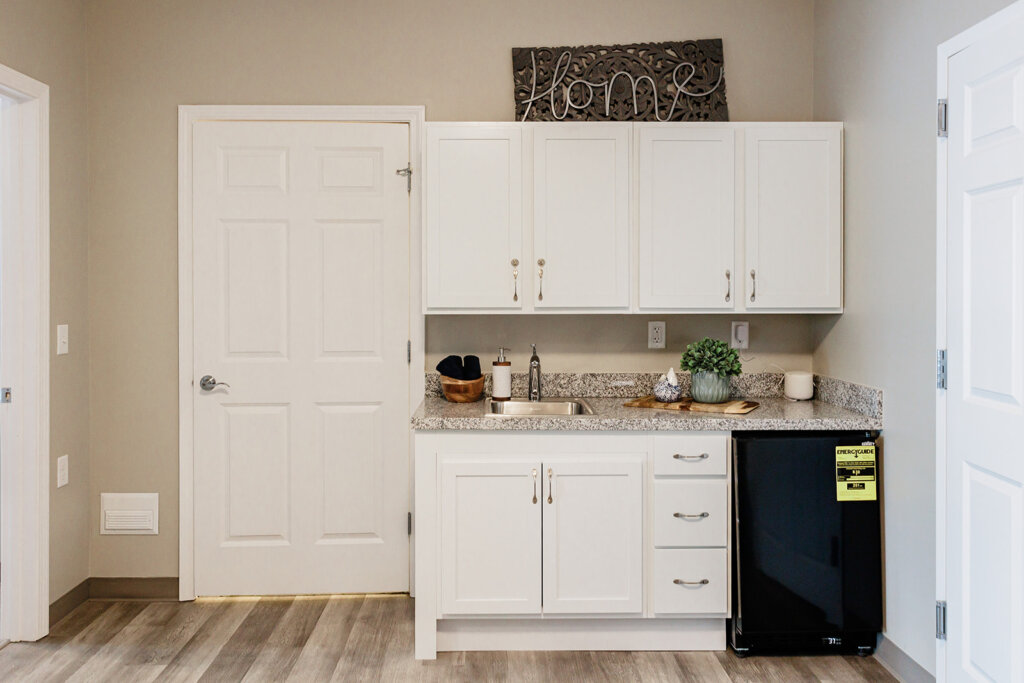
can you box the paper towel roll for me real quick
[784,371,814,400]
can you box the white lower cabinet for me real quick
[541,457,643,614]
[439,459,542,615]
[653,549,729,614]
[414,432,730,658]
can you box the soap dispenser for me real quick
[492,347,512,401]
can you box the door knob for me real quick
[199,375,230,392]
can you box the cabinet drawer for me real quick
[653,435,728,476]
[653,480,728,547]
[653,549,728,615]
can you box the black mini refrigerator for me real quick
[731,431,882,656]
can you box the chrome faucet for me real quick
[528,344,542,401]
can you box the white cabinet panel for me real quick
[745,126,842,310]
[653,480,728,548]
[652,434,729,476]
[532,124,631,310]
[426,125,523,310]
[638,126,736,310]
[439,458,542,615]
[653,549,728,615]
[542,456,644,614]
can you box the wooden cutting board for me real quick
[623,395,760,414]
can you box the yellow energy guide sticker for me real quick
[835,445,877,502]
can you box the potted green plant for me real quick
[681,337,742,403]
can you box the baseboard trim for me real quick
[88,577,179,601]
[50,577,180,625]
[875,635,935,683]
[49,578,91,626]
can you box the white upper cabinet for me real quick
[531,124,631,310]
[744,126,843,311]
[423,121,842,314]
[425,124,523,311]
[637,125,736,310]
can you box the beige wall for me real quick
[0,0,91,600]
[428,315,815,373]
[812,0,1014,673]
[85,0,817,578]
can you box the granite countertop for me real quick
[411,396,882,432]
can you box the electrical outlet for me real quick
[648,321,666,349]
[731,321,750,350]
[57,454,69,488]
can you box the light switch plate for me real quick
[731,321,749,350]
[648,321,666,349]
[57,454,69,488]
[56,324,69,355]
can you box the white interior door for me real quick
[425,124,523,310]
[541,455,643,614]
[745,126,842,310]
[945,17,1024,681]
[193,120,410,596]
[637,125,735,310]
[532,124,630,310]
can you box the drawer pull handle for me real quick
[673,453,709,461]
[673,512,710,519]
[531,468,538,504]
[547,468,554,504]
[674,579,710,586]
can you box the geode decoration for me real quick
[513,40,728,122]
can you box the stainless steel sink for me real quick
[486,398,595,416]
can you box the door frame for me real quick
[936,2,1024,678]
[0,62,50,642]
[177,105,425,601]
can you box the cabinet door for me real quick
[426,125,523,310]
[542,455,643,614]
[638,126,736,310]
[745,126,842,310]
[532,124,630,310]
[439,458,542,615]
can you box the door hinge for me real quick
[936,600,947,640]
[407,340,412,364]
[407,512,412,535]
[936,349,948,389]
[1,387,11,403]
[396,164,412,193]
[937,99,948,137]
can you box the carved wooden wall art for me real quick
[512,40,728,122]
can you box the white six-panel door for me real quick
[542,456,644,614]
[745,126,842,310]
[637,126,736,310]
[192,120,410,596]
[426,125,523,310]
[944,16,1024,681]
[532,124,631,310]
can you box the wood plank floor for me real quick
[0,596,898,682]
